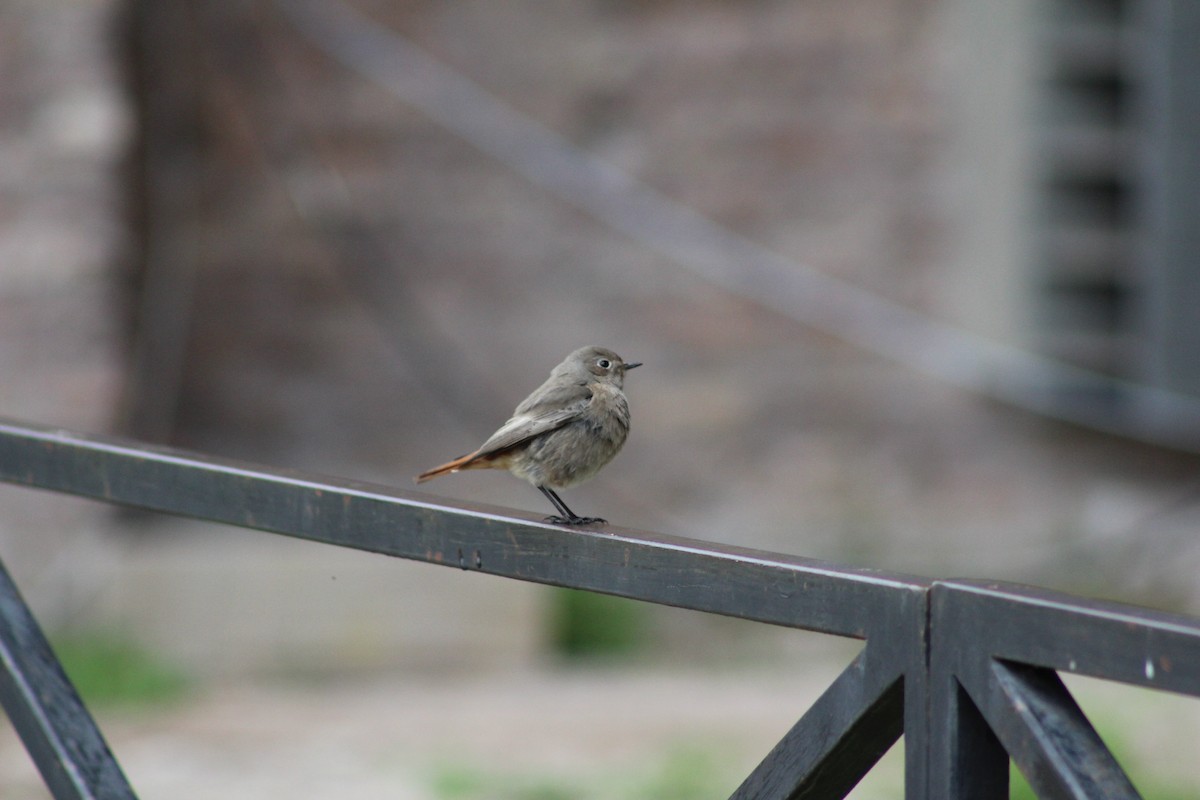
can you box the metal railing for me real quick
[0,417,1197,799]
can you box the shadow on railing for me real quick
[0,418,1197,799]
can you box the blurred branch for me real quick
[276,0,1200,456]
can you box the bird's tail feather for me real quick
[415,452,481,483]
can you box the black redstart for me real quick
[416,345,640,525]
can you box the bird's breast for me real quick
[515,384,630,488]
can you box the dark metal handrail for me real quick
[931,580,1200,798]
[0,417,1197,799]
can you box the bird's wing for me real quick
[415,382,592,483]
[475,389,591,458]
[513,376,592,416]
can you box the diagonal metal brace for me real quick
[729,645,904,800]
[0,556,138,800]
[989,660,1140,800]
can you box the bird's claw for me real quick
[545,515,607,526]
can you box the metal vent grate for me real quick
[1033,0,1134,383]
[1033,0,1200,431]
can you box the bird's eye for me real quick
[597,359,611,369]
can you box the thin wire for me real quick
[276,0,1200,454]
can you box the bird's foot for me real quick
[545,515,607,526]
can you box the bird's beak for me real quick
[625,361,643,370]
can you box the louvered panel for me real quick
[1033,0,1132,381]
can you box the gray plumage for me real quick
[416,346,640,525]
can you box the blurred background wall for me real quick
[2,0,1200,678]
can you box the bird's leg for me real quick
[538,486,606,526]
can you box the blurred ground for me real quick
[0,665,861,800]
[3,664,1200,799]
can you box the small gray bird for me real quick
[416,346,640,525]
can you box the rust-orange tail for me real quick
[415,451,483,483]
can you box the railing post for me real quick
[900,596,931,800]
[928,582,1008,800]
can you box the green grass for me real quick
[629,745,731,800]
[428,745,737,800]
[1009,760,1193,800]
[548,589,648,659]
[51,629,190,708]
[427,735,1194,800]
[429,766,575,800]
